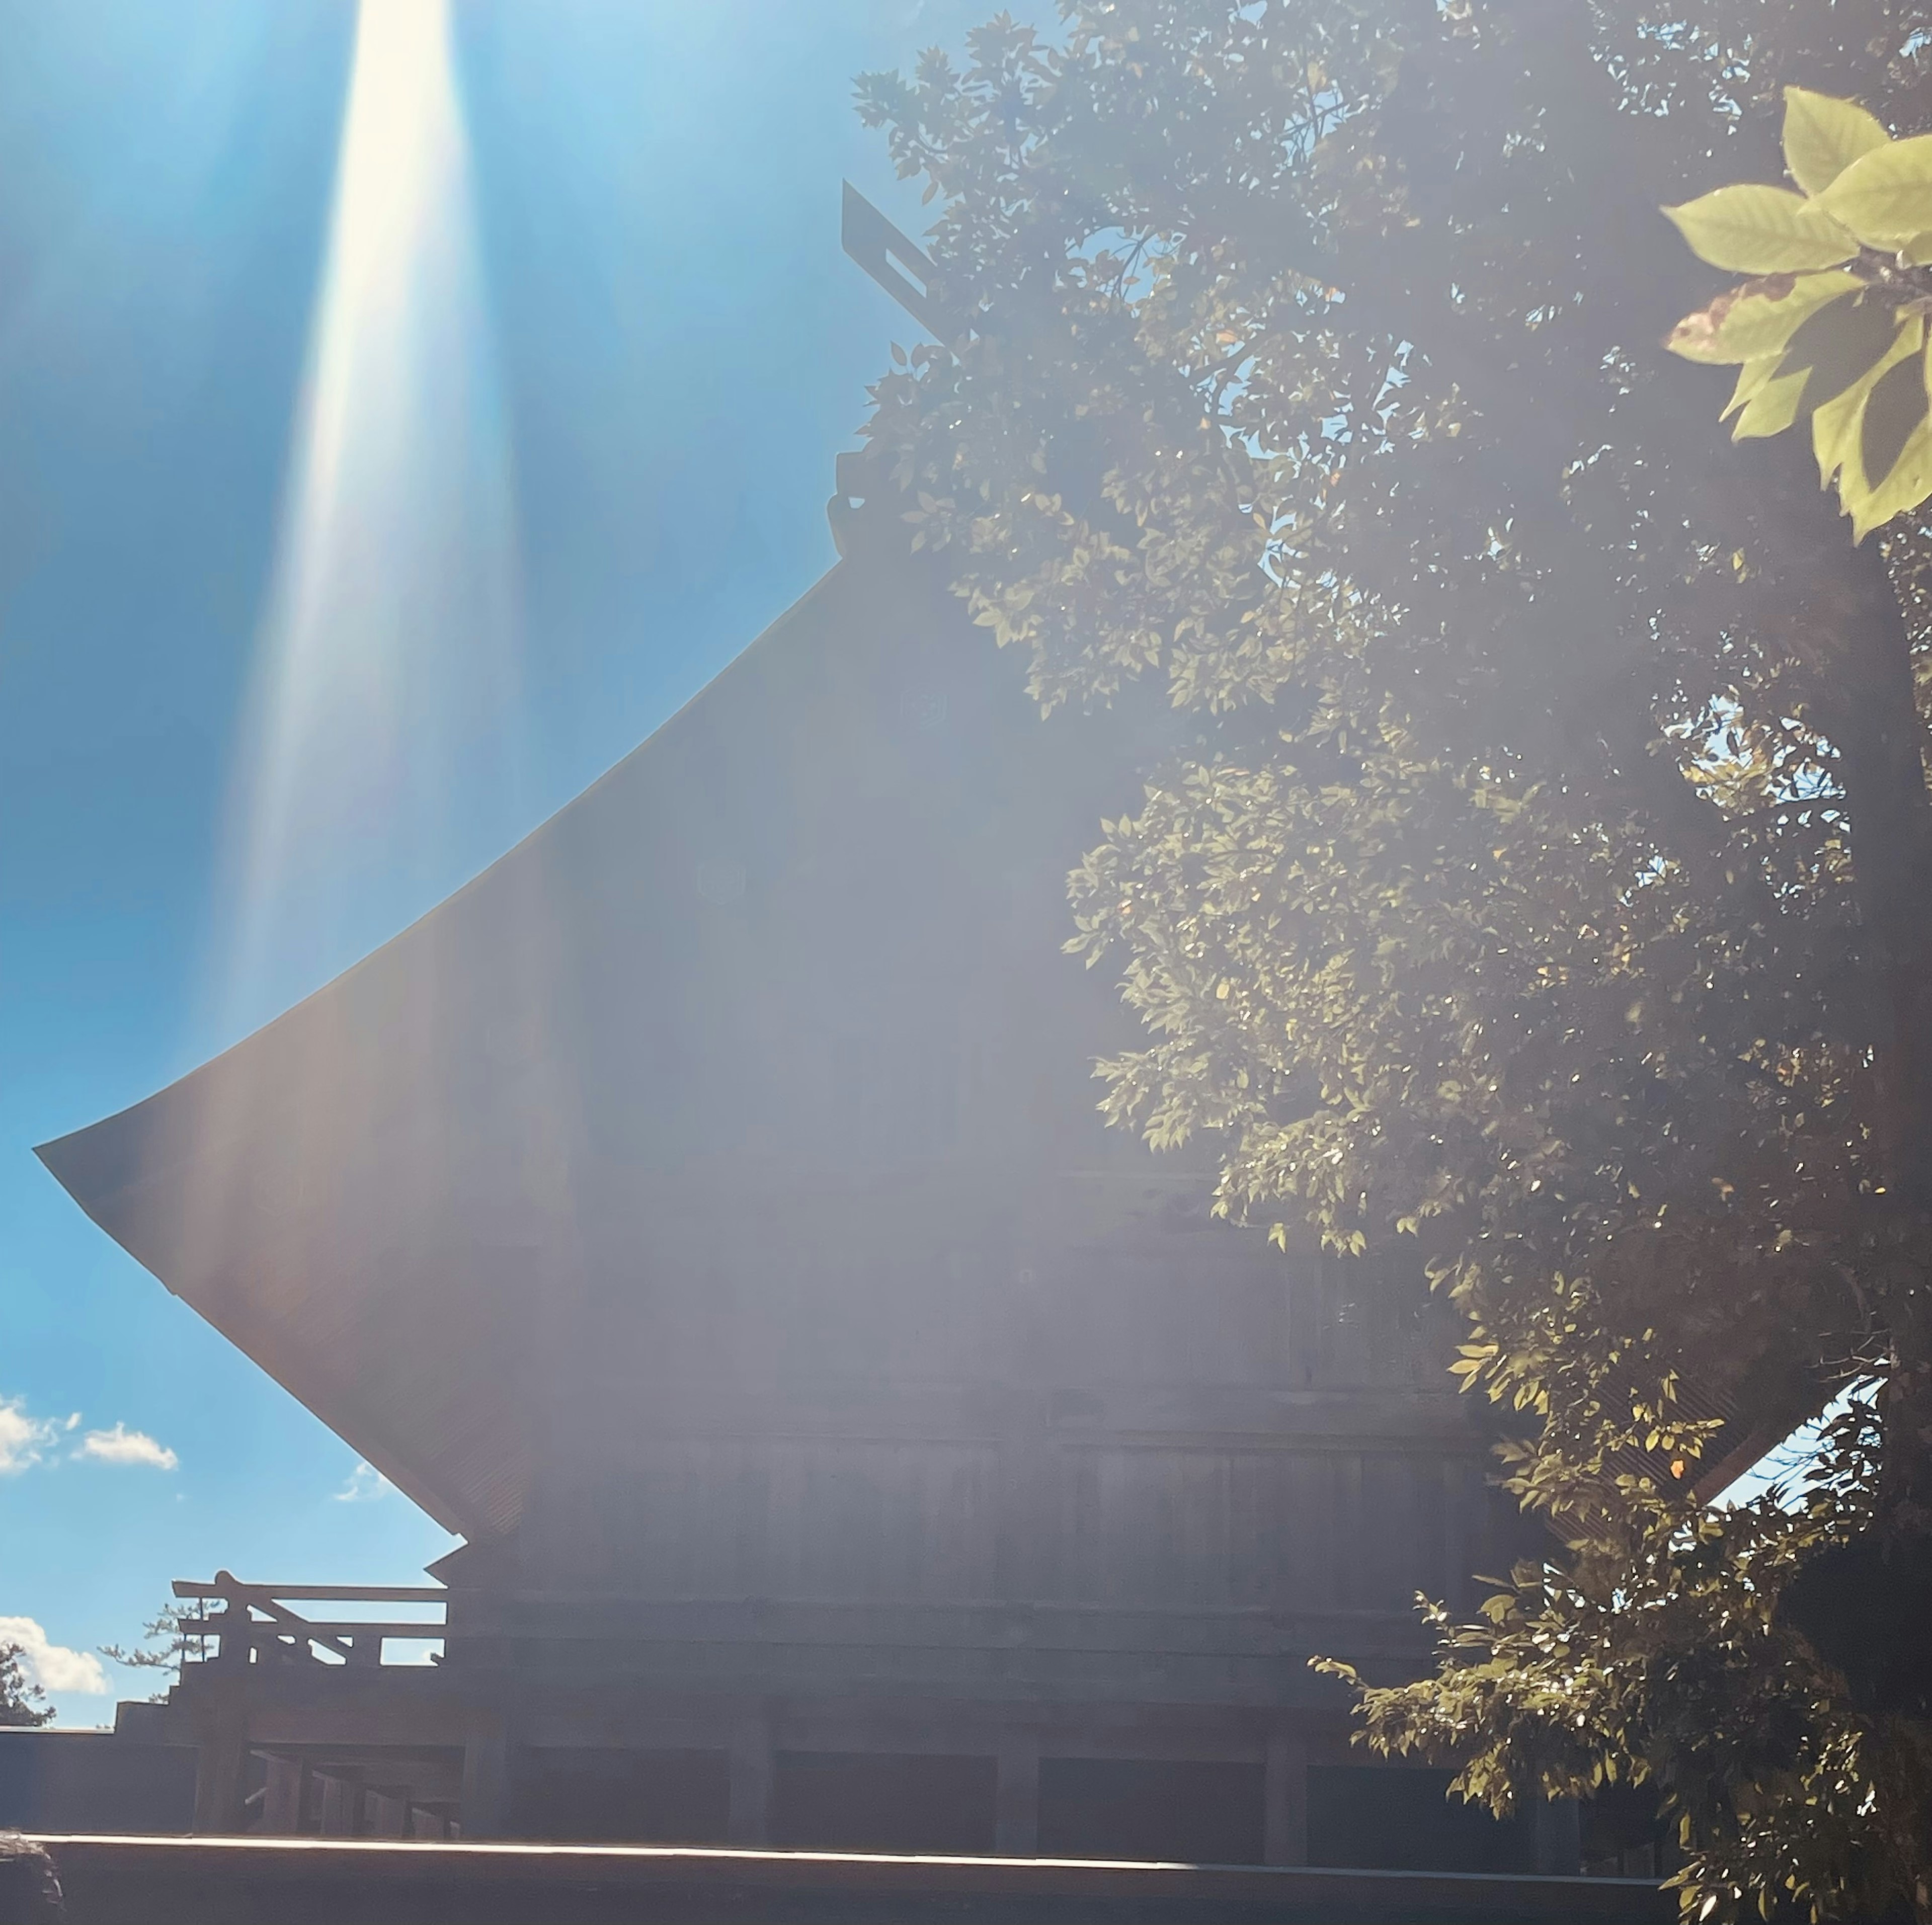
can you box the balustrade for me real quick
[172,1573,447,1671]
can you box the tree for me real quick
[0,1644,51,1729]
[100,1602,197,1704]
[855,3,1932,1917]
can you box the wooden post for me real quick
[461,1713,509,1839]
[318,1773,360,1837]
[993,1731,1040,1857]
[727,1711,773,1847]
[1534,1796,1581,1875]
[208,1572,252,1672]
[193,1705,249,1834]
[260,1753,306,1834]
[1263,1728,1310,1866]
[365,1788,410,1837]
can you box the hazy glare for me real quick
[220,0,520,1032]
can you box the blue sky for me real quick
[0,0,981,1724]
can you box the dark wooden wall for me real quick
[27,1834,1671,1925]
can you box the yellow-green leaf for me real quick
[1663,184,1860,272]
[1900,230,1932,267]
[1814,133,1932,247]
[1778,293,1901,416]
[1722,355,1780,419]
[1850,392,1932,538]
[1860,340,1931,491]
[1812,312,1924,492]
[1731,364,1810,440]
[1665,271,1859,364]
[1782,87,1890,197]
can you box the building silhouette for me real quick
[32,203,1570,1868]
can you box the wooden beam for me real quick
[841,184,950,336]
[172,1583,445,1603]
[177,1620,444,1643]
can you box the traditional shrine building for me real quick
[37,518,1563,1869]
[34,166,1582,1872]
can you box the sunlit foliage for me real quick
[1665,88,1932,538]
[857,3,1932,1915]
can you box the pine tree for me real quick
[0,1644,52,1729]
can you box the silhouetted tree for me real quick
[0,1648,51,1731]
[100,1602,197,1704]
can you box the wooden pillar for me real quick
[260,1752,306,1833]
[1441,1454,1472,1614]
[727,1710,773,1847]
[318,1772,359,1836]
[993,1731,1040,1856]
[365,1788,410,1837]
[461,1712,509,1839]
[1534,1796,1581,1875]
[192,1705,249,1834]
[1263,1728,1310,1866]
[208,1575,252,1672]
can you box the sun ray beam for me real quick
[218,0,520,1033]
[157,1,582,1442]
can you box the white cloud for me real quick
[0,1617,108,1696]
[335,1460,390,1502]
[0,1398,60,1474]
[75,1423,178,1471]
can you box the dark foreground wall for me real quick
[28,1835,1668,1925]
[0,1735,192,1837]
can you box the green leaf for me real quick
[1900,230,1932,267]
[1665,272,1859,364]
[1777,293,1902,416]
[1860,340,1931,491]
[1851,393,1932,538]
[1781,88,1890,196]
[1811,312,1923,492]
[1814,133,1932,247]
[1662,185,1860,272]
[1731,364,1811,440]
[1840,330,1932,537]
[1722,356,1779,420]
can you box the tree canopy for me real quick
[856,3,1932,1916]
[0,1644,51,1729]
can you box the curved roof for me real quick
[36,548,1161,1543]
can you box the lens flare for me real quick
[220,0,520,1030]
[153,3,579,1472]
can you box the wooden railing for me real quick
[172,1573,447,1669]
